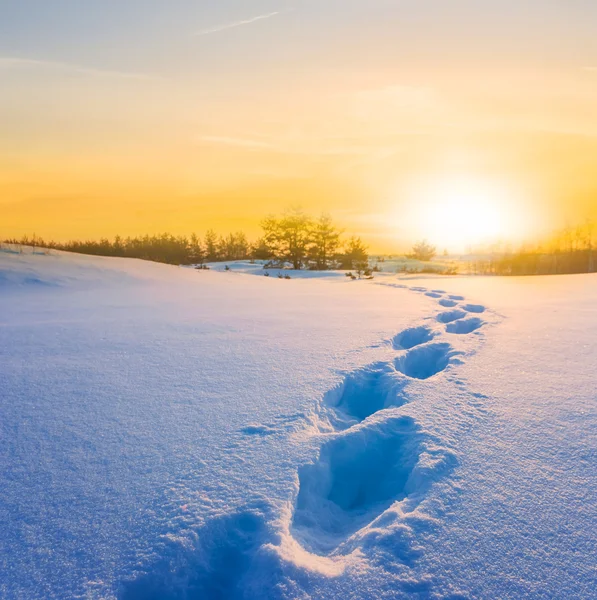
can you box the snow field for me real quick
[1,249,595,599]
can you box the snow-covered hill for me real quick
[1,249,596,599]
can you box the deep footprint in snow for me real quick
[324,363,406,427]
[291,416,422,555]
[392,326,435,350]
[439,299,458,308]
[121,505,270,600]
[395,343,459,380]
[425,292,442,298]
[462,303,486,314]
[446,317,484,335]
[436,309,467,324]
[448,295,465,301]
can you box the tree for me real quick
[251,237,274,260]
[188,233,204,264]
[216,232,249,261]
[309,213,342,270]
[113,235,124,256]
[204,229,219,262]
[340,236,369,274]
[230,231,250,260]
[409,240,436,262]
[261,208,312,269]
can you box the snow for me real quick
[1,250,596,599]
[202,261,349,279]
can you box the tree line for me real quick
[466,223,596,276]
[3,209,370,271]
[7,214,595,277]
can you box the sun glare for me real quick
[408,176,523,251]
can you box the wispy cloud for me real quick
[0,57,159,81]
[199,135,276,150]
[198,134,383,156]
[196,11,282,36]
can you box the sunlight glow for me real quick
[408,176,525,251]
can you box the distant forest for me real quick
[4,209,371,272]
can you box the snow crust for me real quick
[1,249,596,599]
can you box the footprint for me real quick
[324,363,406,426]
[425,292,442,299]
[395,343,459,380]
[121,505,270,600]
[431,289,446,294]
[462,304,486,314]
[448,295,465,301]
[446,317,484,335]
[438,299,458,308]
[410,287,427,292]
[392,326,435,350]
[291,416,422,555]
[436,310,467,324]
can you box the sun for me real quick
[408,176,521,251]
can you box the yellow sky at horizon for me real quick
[2,2,597,252]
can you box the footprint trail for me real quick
[138,280,497,597]
[286,281,494,564]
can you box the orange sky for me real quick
[1,2,597,252]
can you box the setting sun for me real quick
[407,176,527,251]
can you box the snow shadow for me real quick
[446,317,484,335]
[392,326,435,350]
[0,272,60,288]
[436,310,467,324]
[291,416,421,555]
[462,303,486,314]
[323,363,407,427]
[241,424,277,436]
[119,504,272,600]
[438,298,458,308]
[395,343,459,380]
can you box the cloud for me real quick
[198,134,385,156]
[196,11,282,36]
[199,135,277,150]
[0,57,159,81]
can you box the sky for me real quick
[1,0,597,251]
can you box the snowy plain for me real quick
[1,248,596,599]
